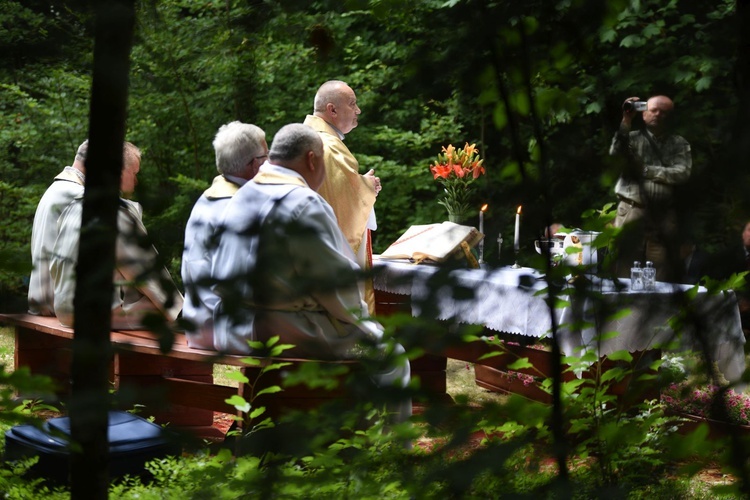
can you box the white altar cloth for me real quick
[373,257,746,383]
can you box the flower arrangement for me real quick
[429,142,485,222]
[662,383,750,426]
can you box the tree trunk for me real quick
[69,1,134,498]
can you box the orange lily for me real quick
[430,164,452,179]
[442,144,455,162]
[429,142,486,217]
[471,160,485,179]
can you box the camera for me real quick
[623,100,647,112]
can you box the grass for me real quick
[445,358,507,404]
[0,326,13,368]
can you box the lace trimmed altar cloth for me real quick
[373,257,746,383]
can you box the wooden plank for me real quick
[15,328,72,349]
[0,314,74,338]
[148,406,215,427]
[115,374,215,426]
[114,350,213,377]
[412,372,447,394]
[374,290,411,316]
[474,364,551,403]
[257,397,359,420]
[411,353,447,371]
[474,348,661,408]
[162,377,239,415]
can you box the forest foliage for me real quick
[2,0,750,496]
[1,0,746,305]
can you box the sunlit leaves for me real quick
[620,34,644,48]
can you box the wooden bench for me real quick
[1,307,656,438]
[0,312,451,438]
[374,290,660,408]
[0,313,388,438]
[472,343,660,407]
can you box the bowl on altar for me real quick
[561,230,601,269]
[534,238,565,256]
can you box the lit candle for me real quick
[514,205,521,253]
[479,204,487,234]
[479,204,488,263]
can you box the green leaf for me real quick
[225,395,250,413]
[620,34,643,47]
[641,24,662,38]
[606,350,633,363]
[269,344,296,357]
[607,308,633,321]
[597,330,622,342]
[585,102,602,114]
[256,386,283,397]
[508,358,533,370]
[478,351,505,361]
[695,76,712,92]
[247,340,265,350]
[240,357,262,367]
[600,367,626,382]
[225,370,250,384]
[261,361,293,373]
[580,351,599,363]
[600,28,617,43]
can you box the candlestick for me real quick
[514,205,521,253]
[512,206,521,268]
[479,204,488,264]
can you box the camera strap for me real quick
[640,129,666,165]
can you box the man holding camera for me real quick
[609,95,692,282]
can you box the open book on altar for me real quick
[379,222,484,264]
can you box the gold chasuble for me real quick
[252,170,308,188]
[53,168,86,186]
[204,175,241,199]
[303,114,377,313]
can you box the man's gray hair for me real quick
[269,124,322,163]
[213,121,266,176]
[75,140,89,162]
[74,140,141,169]
[313,80,348,113]
[123,142,141,170]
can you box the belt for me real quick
[618,196,645,209]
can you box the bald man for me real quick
[609,95,692,281]
[210,123,410,422]
[303,80,380,313]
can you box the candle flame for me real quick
[517,205,522,215]
[480,204,488,212]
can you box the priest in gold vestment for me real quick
[303,80,381,313]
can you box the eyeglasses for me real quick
[247,154,268,167]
